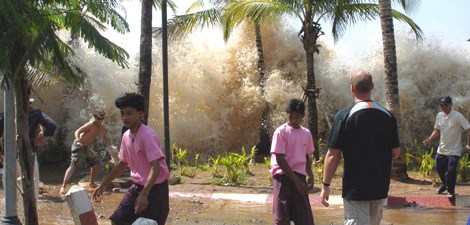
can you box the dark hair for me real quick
[115,93,145,111]
[286,99,305,115]
[439,96,452,105]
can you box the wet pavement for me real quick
[2,189,469,225]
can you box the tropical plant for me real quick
[224,0,423,161]
[209,155,224,178]
[172,145,197,177]
[1,1,130,223]
[264,156,272,184]
[240,145,257,175]
[218,153,248,185]
[458,154,470,182]
[313,156,324,184]
[209,146,257,185]
[418,148,435,178]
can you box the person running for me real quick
[93,93,170,225]
[60,110,109,195]
[423,96,470,198]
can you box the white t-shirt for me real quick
[434,110,470,156]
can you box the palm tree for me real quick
[378,0,421,179]
[168,0,272,157]
[224,0,422,160]
[1,1,129,224]
[139,0,153,124]
[138,0,176,124]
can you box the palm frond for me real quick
[168,6,223,39]
[186,0,207,13]
[223,0,298,41]
[390,8,423,40]
[24,65,56,88]
[152,0,178,12]
[393,0,419,13]
[224,0,298,24]
[330,2,422,41]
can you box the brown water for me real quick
[2,189,468,225]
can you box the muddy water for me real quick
[2,188,468,225]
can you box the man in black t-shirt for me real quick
[320,70,400,225]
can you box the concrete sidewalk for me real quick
[168,191,469,209]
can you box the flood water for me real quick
[2,189,469,225]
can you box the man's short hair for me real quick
[440,96,452,105]
[115,93,145,111]
[351,71,373,93]
[286,99,305,115]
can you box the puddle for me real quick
[1,189,469,225]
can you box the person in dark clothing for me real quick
[0,98,57,195]
[320,71,400,225]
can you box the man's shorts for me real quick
[343,198,386,225]
[70,142,99,169]
[110,182,169,225]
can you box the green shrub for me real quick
[458,154,470,182]
[418,148,435,178]
[173,145,197,178]
[209,146,257,186]
[209,155,223,178]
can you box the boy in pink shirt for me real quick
[93,93,170,225]
[270,99,315,225]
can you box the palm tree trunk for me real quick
[138,0,153,124]
[15,76,39,225]
[302,9,320,161]
[254,23,271,160]
[378,0,407,179]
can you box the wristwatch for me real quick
[322,181,330,187]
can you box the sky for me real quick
[110,0,470,60]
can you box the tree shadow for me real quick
[38,194,65,203]
[399,177,432,185]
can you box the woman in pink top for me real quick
[270,99,315,225]
[93,93,170,225]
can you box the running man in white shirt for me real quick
[423,96,470,198]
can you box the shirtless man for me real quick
[60,110,109,195]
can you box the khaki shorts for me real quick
[343,198,386,225]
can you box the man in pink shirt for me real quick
[93,93,170,225]
[270,99,315,225]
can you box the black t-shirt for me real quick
[328,101,400,201]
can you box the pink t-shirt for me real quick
[270,123,315,177]
[119,124,170,185]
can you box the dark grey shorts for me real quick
[70,142,99,169]
[110,182,169,225]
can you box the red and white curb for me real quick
[66,185,99,225]
[169,192,460,208]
